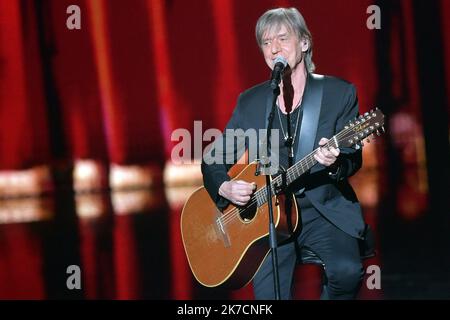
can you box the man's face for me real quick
[261,24,308,72]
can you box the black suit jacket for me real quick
[201,73,367,240]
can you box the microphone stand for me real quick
[262,85,282,300]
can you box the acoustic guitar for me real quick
[181,109,385,289]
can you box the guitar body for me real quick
[180,161,299,289]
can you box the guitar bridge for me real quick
[216,216,225,234]
[214,211,231,248]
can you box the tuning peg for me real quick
[360,140,364,147]
[371,133,377,140]
[354,143,361,150]
[381,126,385,133]
[376,130,381,136]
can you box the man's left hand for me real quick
[314,137,340,167]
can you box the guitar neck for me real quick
[287,151,317,184]
[254,136,339,207]
[274,136,339,187]
[252,108,385,208]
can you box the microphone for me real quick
[270,56,288,89]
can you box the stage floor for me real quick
[0,166,448,299]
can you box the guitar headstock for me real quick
[338,108,385,149]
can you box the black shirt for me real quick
[271,105,321,223]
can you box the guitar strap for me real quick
[295,73,324,162]
[294,73,324,194]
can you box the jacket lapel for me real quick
[294,73,324,163]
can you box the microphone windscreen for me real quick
[273,56,288,67]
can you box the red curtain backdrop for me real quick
[0,0,50,170]
[0,0,382,170]
[48,0,108,162]
[1,0,448,170]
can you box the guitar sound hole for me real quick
[238,197,258,222]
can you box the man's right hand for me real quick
[218,180,256,207]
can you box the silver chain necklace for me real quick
[276,97,302,147]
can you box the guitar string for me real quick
[218,127,362,226]
[218,125,364,226]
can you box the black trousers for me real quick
[253,209,364,300]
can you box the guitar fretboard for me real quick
[253,137,339,207]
